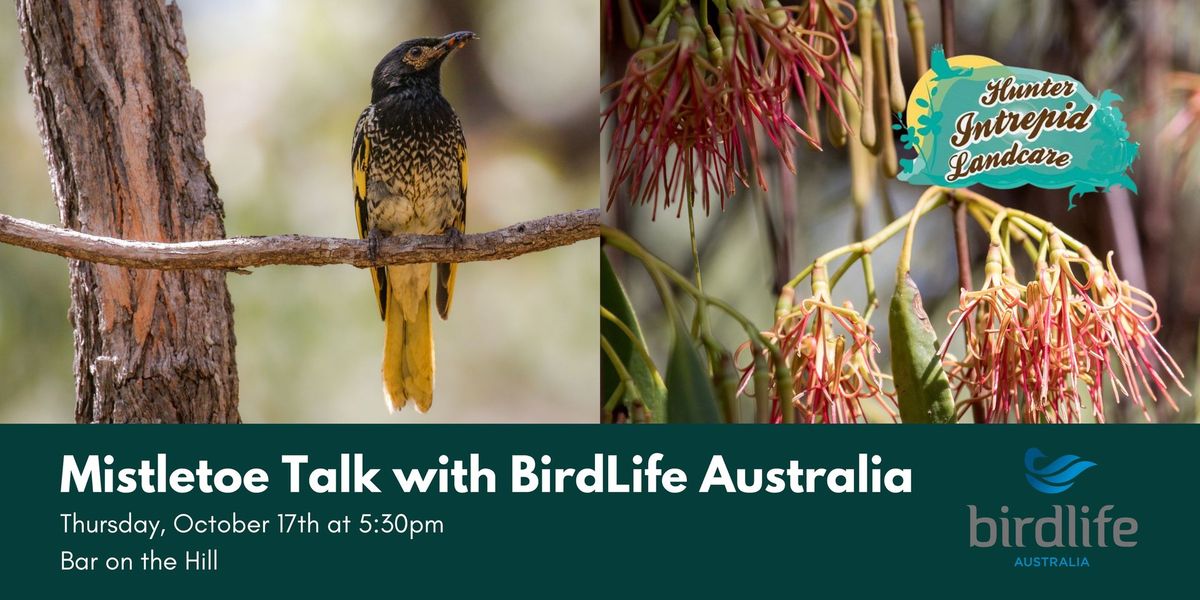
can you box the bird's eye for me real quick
[407,47,422,58]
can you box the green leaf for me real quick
[889,272,956,423]
[601,250,665,421]
[664,319,721,423]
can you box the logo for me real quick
[898,46,1138,208]
[1023,448,1096,494]
[966,448,1138,567]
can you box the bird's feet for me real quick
[367,226,383,264]
[444,226,465,248]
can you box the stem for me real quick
[879,176,897,222]
[687,191,710,339]
[952,201,973,292]
[953,197,979,424]
[857,0,878,148]
[601,306,665,390]
[601,226,771,351]
[782,185,1085,303]
[601,335,645,422]
[862,252,879,321]
[617,0,642,49]
[783,188,947,292]
[988,208,1008,244]
[753,353,772,423]
[603,382,624,423]
[651,0,675,30]
[948,188,1086,250]
[1020,235,1039,263]
[880,0,906,112]
[846,56,875,212]
[898,187,945,275]
[603,227,799,422]
[903,0,929,75]
[869,19,889,156]
[940,0,956,58]
[829,250,865,289]
[966,204,990,233]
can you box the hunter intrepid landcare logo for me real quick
[1024,448,1097,494]
[967,448,1138,568]
[898,46,1138,208]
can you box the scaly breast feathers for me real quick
[366,137,462,235]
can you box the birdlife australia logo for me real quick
[967,448,1139,568]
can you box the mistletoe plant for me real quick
[600,0,1188,423]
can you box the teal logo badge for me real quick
[898,46,1138,208]
[1024,448,1096,494]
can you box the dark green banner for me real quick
[1,425,1193,595]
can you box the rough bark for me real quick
[0,209,600,269]
[16,0,239,423]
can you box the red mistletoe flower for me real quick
[604,6,735,218]
[942,231,1189,423]
[604,0,858,218]
[940,244,1040,422]
[740,265,895,423]
[1072,247,1189,420]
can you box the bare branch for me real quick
[0,209,599,270]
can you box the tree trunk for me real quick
[16,0,239,423]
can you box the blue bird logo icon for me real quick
[1024,448,1096,494]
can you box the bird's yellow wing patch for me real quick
[459,143,468,201]
[353,119,387,320]
[436,142,467,319]
[353,135,371,206]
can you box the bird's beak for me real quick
[436,31,478,54]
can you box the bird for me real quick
[351,31,476,412]
[930,44,972,81]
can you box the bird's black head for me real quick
[371,31,477,102]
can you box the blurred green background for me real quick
[0,0,598,422]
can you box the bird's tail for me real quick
[382,284,434,413]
